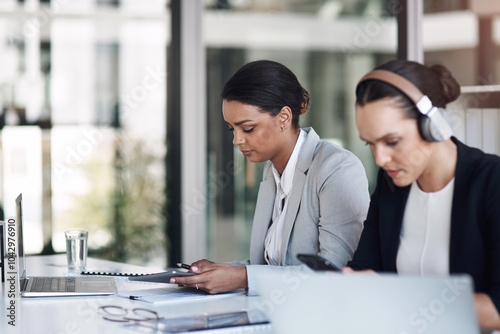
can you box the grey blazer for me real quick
[245,127,370,294]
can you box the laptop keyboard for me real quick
[29,277,76,292]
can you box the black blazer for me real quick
[348,137,500,312]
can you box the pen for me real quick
[177,263,191,270]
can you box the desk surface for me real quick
[1,255,273,334]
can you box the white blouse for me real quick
[396,178,455,276]
[264,129,306,266]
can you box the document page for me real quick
[117,286,245,304]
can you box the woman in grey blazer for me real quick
[171,60,370,294]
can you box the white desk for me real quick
[1,255,273,334]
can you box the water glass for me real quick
[65,230,88,272]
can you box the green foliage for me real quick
[62,133,166,265]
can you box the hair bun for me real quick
[429,64,461,104]
[300,89,310,115]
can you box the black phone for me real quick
[297,254,340,272]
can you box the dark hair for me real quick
[355,60,461,120]
[222,60,310,129]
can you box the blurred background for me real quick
[0,0,498,268]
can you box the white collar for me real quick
[272,129,307,196]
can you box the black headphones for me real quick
[358,69,452,142]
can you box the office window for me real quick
[3,0,494,270]
[423,5,500,156]
[202,0,500,264]
[204,0,397,262]
[0,1,168,266]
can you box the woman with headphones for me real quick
[343,60,500,329]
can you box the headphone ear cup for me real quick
[418,116,434,142]
[418,108,453,142]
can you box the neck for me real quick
[416,139,457,192]
[272,129,301,175]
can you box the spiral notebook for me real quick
[81,269,196,282]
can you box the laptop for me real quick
[254,269,479,334]
[14,193,118,297]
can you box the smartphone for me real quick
[297,253,340,272]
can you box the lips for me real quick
[385,169,400,178]
[240,150,252,156]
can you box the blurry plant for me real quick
[62,133,166,265]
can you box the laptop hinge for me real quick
[20,277,29,291]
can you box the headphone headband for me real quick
[357,69,424,105]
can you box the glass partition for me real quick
[1,0,493,268]
[204,0,397,262]
[0,1,168,267]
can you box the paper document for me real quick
[118,286,245,304]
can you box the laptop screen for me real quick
[15,194,26,282]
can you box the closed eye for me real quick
[363,140,399,147]
[386,140,399,147]
[243,128,254,133]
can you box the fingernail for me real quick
[192,266,199,272]
[170,278,175,283]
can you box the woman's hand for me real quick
[475,293,500,330]
[170,259,248,294]
[341,266,377,275]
